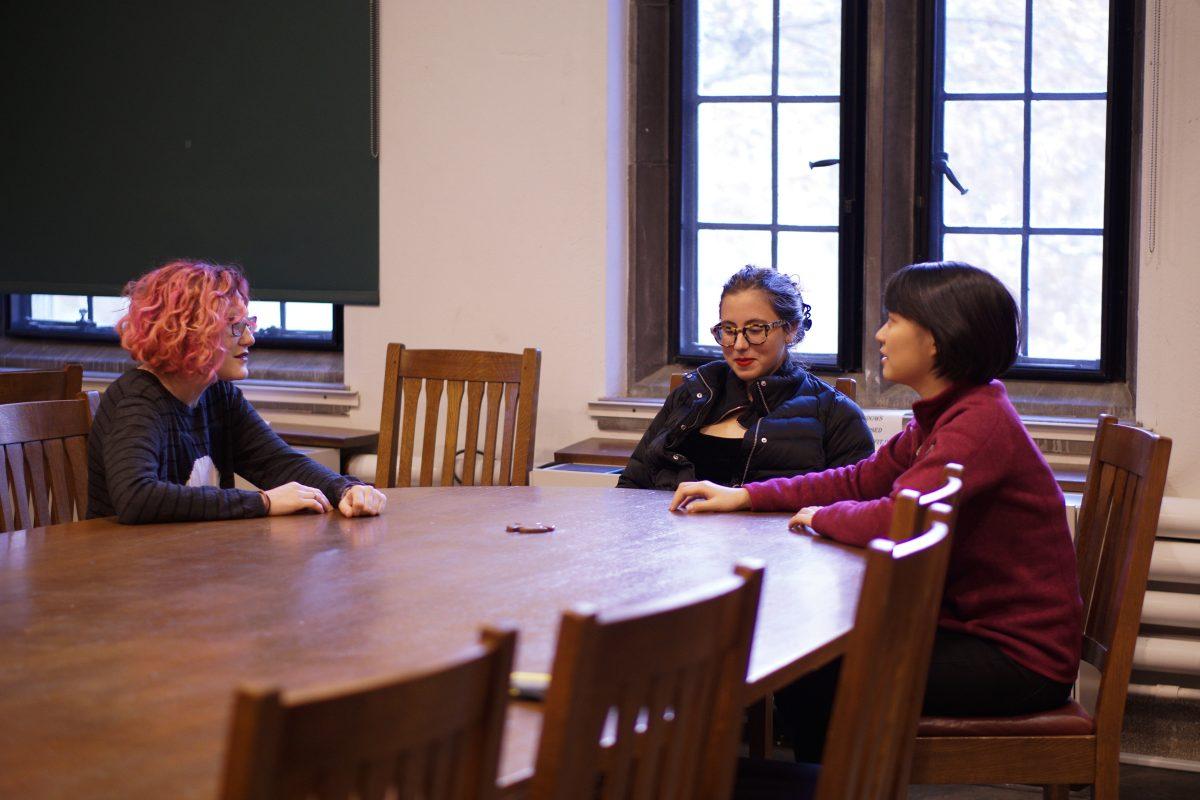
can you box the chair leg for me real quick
[747,696,772,759]
[1041,786,1069,800]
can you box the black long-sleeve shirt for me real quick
[87,369,362,524]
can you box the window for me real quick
[924,0,1130,378]
[677,0,865,369]
[658,0,1136,387]
[5,294,341,349]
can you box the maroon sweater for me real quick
[745,381,1082,684]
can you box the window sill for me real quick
[0,336,355,414]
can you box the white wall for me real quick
[329,1,626,465]
[1135,0,1200,498]
[268,1,1199,499]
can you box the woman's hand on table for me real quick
[788,506,822,530]
[338,484,387,517]
[669,481,751,513]
[264,482,333,515]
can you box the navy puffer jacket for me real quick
[617,358,875,491]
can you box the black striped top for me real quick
[87,369,361,524]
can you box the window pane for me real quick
[1028,235,1102,361]
[698,0,773,96]
[30,295,87,323]
[1030,100,1107,229]
[944,0,1025,94]
[777,232,839,356]
[942,233,1023,301]
[942,100,1024,227]
[91,296,127,327]
[1033,0,1109,93]
[284,302,333,332]
[778,0,841,96]
[697,103,773,223]
[778,102,841,227]
[695,229,772,343]
[248,300,282,331]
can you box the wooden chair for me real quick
[735,495,957,800]
[375,344,541,488]
[0,364,83,404]
[0,393,97,532]
[743,460,963,763]
[530,561,765,800]
[220,626,516,800]
[908,415,1173,800]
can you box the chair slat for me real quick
[462,382,484,486]
[498,384,519,485]
[375,344,406,487]
[425,736,453,799]
[0,447,14,532]
[6,443,32,531]
[64,435,89,516]
[440,381,466,486]
[43,438,72,524]
[480,382,503,487]
[397,377,423,488]
[22,441,51,527]
[419,379,445,487]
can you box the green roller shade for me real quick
[1,1,379,304]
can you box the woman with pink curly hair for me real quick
[87,259,386,524]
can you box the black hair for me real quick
[883,261,1019,384]
[720,265,811,344]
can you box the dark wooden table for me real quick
[0,486,864,799]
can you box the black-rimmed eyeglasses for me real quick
[710,320,787,347]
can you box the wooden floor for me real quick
[909,765,1200,799]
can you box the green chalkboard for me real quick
[1,1,379,304]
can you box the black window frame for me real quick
[915,0,1136,382]
[3,293,344,352]
[674,0,867,373]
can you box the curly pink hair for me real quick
[117,260,250,380]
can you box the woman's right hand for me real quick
[263,482,333,516]
[669,481,751,513]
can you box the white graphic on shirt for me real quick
[186,455,219,488]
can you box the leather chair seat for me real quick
[917,700,1095,737]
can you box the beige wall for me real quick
[1135,1,1200,498]
[275,1,1198,497]
[331,1,625,465]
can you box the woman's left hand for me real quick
[338,485,388,517]
[788,506,822,530]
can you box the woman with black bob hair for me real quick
[671,262,1082,757]
[618,265,874,491]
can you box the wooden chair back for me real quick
[817,498,956,800]
[531,561,764,800]
[375,344,541,488]
[0,393,97,532]
[668,371,685,393]
[885,462,964,542]
[1074,415,1171,740]
[220,626,516,800]
[0,364,83,404]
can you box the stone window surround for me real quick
[625,0,1140,420]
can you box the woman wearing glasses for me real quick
[617,265,873,490]
[88,260,387,523]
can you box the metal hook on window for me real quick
[938,152,969,195]
[808,158,840,169]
